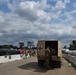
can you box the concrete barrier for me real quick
[63,54,76,66]
[0,54,30,64]
[75,57,76,65]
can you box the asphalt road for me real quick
[0,57,76,75]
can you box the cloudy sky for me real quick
[0,0,76,47]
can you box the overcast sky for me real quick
[0,0,76,47]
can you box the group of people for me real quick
[19,49,36,58]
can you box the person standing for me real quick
[45,46,52,67]
[29,50,32,57]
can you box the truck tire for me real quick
[53,61,61,68]
[38,60,40,66]
[38,60,44,67]
[56,61,61,68]
[38,60,42,66]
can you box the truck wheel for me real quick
[54,61,61,68]
[38,60,40,66]
[38,60,42,66]
[57,61,61,68]
[38,60,44,67]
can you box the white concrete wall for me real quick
[63,54,76,66]
[0,53,30,63]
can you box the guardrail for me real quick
[0,54,30,64]
[63,54,76,66]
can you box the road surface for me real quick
[0,56,76,75]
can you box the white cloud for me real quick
[51,0,70,20]
[12,1,52,23]
[64,0,70,3]
[16,1,39,21]
[0,11,6,22]
[59,10,76,23]
[37,0,50,9]
[0,0,75,46]
[0,15,5,23]
[73,3,76,8]
[52,0,66,11]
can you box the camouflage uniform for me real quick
[45,47,52,66]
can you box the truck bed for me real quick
[45,41,58,55]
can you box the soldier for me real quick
[45,46,52,67]
[49,47,53,67]
[25,50,28,58]
[29,50,32,57]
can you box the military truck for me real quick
[37,40,62,68]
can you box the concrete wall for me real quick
[0,53,30,64]
[63,54,76,66]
